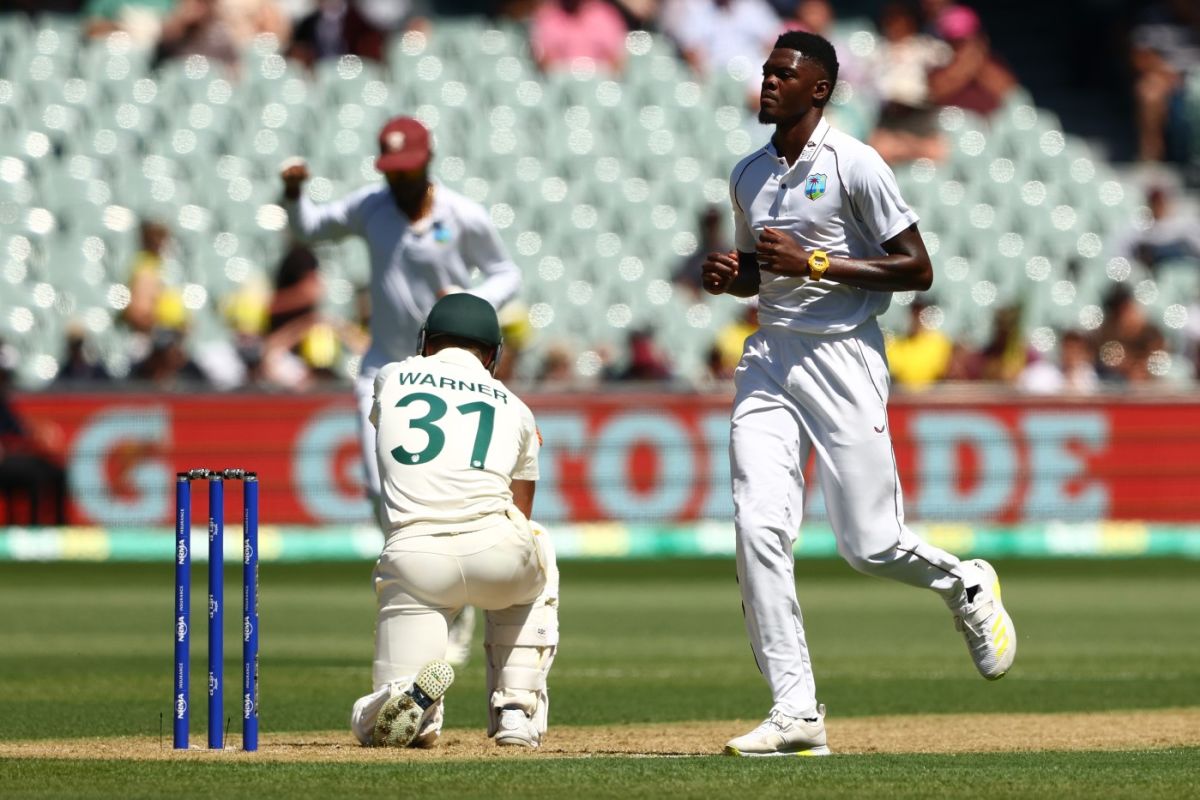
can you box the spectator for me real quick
[886,296,953,389]
[698,342,735,388]
[867,1,951,164]
[156,0,290,69]
[943,339,976,381]
[495,301,534,383]
[122,219,174,335]
[925,5,1016,117]
[1119,185,1200,272]
[123,230,244,387]
[1093,285,1167,384]
[265,244,369,389]
[56,325,111,384]
[223,279,274,388]
[120,219,195,372]
[711,300,757,377]
[615,327,672,380]
[779,0,869,91]
[530,0,628,76]
[223,0,291,52]
[131,327,208,387]
[664,0,779,93]
[608,0,660,30]
[672,205,730,298]
[156,0,240,67]
[268,243,323,334]
[1017,330,1099,394]
[1129,0,1200,163]
[352,0,431,31]
[918,0,965,37]
[83,0,176,48]
[537,343,577,387]
[224,277,346,392]
[975,305,1030,382]
[287,0,388,69]
[0,344,68,525]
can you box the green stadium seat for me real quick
[2,14,1174,385]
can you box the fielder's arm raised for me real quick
[279,157,365,242]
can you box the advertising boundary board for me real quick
[9,391,1200,526]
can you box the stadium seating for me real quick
[0,13,1177,387]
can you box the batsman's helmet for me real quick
[418,293,503,373]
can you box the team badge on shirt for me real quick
[804,173,828,201]
[432,221,453,243]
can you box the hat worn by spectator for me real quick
[375,116,432,173]
[937,6,980,41]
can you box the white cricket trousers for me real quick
[730,320,969,719]
[350,512,557,744]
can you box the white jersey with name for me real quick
[370,348,539,538]
[730,117,919,334]
[284,183,521,367]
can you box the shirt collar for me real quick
[431,347,490,373]
[765,117,831,167]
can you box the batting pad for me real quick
[485,521,559,737]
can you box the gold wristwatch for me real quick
[807,249,830,280]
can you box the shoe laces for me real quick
[755,710,797,735]
[955,591,999,644]
[756,708,822,735]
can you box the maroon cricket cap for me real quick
[375,116,431,173]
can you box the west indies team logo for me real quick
[805,173,828,201]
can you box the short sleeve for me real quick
[370,362,401,430]
[511,408,540,481]
[848,147,920,245]
[730,175,757,253]
[457,201,521,308]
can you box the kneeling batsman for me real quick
[349,293,558,749]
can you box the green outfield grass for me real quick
[1,557,1198,797]
[3,750,1200,800]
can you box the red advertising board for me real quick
[10,391,1200,524]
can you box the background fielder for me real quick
[281,115,521,663]
[349,293,558,749]
[703,31,1017,758]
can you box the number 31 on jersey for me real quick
[390,391,495,469]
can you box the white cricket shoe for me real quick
[950,559,1017,680]
[372,660,455,748]
[446,606,476,667]
[724,706,831,757]
[411,728,441,749]
[494,707,540,749]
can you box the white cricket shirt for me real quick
[371,348,539,538]
[730,117,920,334]
[284,182,521,367]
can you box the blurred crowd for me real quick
[671,197,1200,395]
[5,0,1197,160]
[4,0,1200,395]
